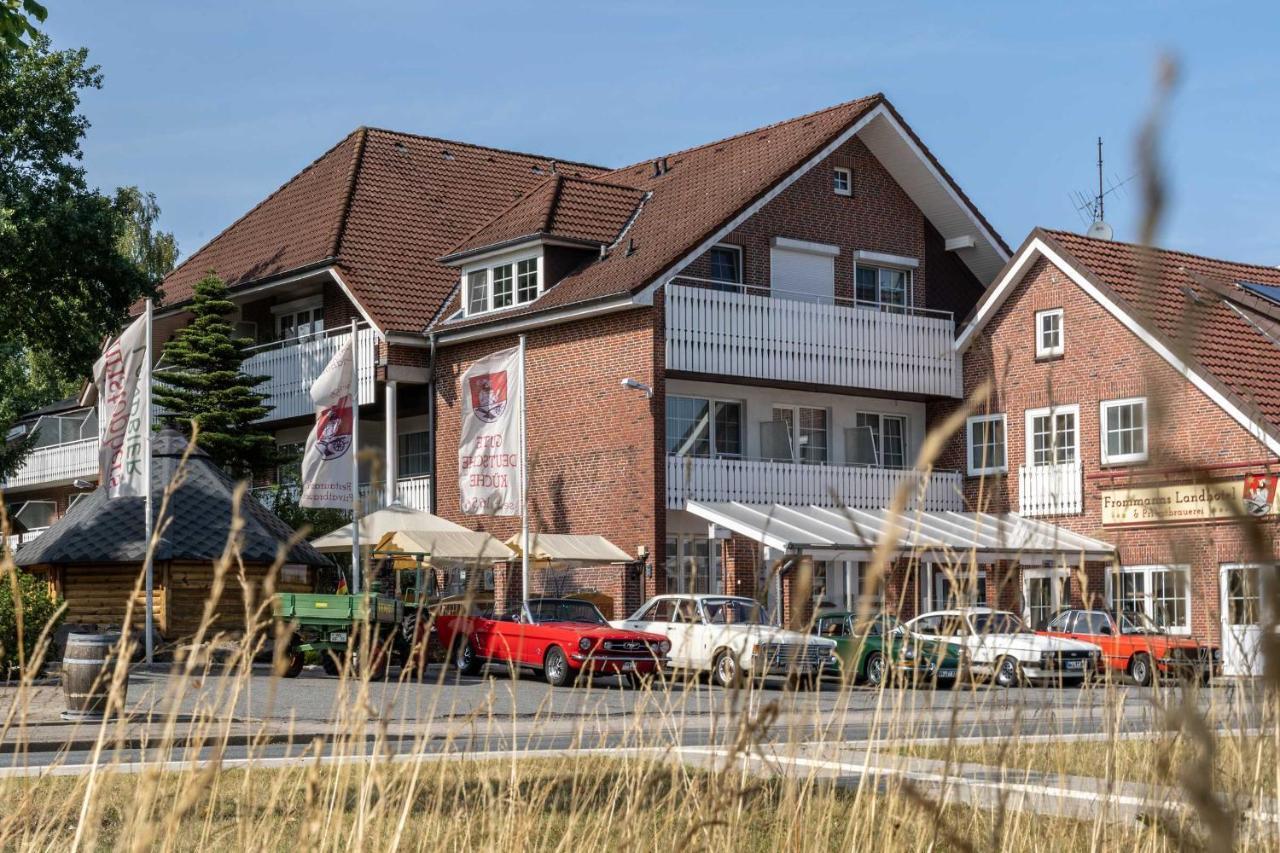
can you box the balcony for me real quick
[664,279,961,398]
[242,324,379,422]
[1,437,98,490]
[1018,462,1083,516]
[253,475,433,515]
[666,455,963,512]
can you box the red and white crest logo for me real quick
[315,396,353,460]
[469,371,508,423]
[1243,473,1277,516]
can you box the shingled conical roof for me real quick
[15,430,330,568]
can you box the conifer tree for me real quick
[153,273,276,478]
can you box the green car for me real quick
[813,611,964,687]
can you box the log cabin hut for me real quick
[15,430,330,641]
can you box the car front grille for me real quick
[754,643,828,672]
[600,639,661,657]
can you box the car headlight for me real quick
[578,637,593,652]
[659,640,671,654]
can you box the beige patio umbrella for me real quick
[309,502,472,553]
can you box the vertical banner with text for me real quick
[300,339,356,509]
[93,314,149,498]
[458,346,523,516]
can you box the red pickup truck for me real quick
[439,597,670,687]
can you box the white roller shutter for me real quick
[769,238,837,300]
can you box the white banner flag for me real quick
[94,313,149,498]
[299,339,356,509]
[459,346,523,516]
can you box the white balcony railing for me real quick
[253,475,432,515]
[1,437,98,490]
[664,280,961,398]
[666,455,963,512]
[1018,461,1083,516]
[4,527,46,552]
[243,324,379,422]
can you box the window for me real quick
[849,412,906,469]
[1100,398,1148,465]
[1080,611,1113,635]
[1035,308,1064,358]
[966,414,1007,475]
[770,405,828,464]
[833,167,852,196]
[398,431,430,478]
[1110,565,1191,634]
[1026,405,1078,466]
[666,536,719,595]
[709,245,742,284]
[11,500,55,531]
[467,270,488,314]
[276,302,324,341]
[666,397,742,458]
[811,560,830,604]
[855,265,911,310]
[1046,611,1075,632]
[464,256,543,316]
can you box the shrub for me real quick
[0,569,64,676]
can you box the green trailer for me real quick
[275,591,405,678]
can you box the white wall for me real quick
[666,378,926,466]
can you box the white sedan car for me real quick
[905,608,1102,687]
[614,595,836,688]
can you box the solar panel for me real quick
[1240,281,1280,305]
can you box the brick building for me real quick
[935,228,1280,676]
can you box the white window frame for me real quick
[271,297,325,342]
[708,243,743,284]
[1099,397,1149,466]
[772,404,830,465]
[1022,565,1070,628]
[1035,308,1064,358]
[853,261,914,310]
[1106,564,1192,635]
[966,413,1007,476]
[461,253,543,318]
[833,166,852,197]
[851,410,908,469]
[1024,403,1079,467]
[666,395,744,459]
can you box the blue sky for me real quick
[47,1,1280,266]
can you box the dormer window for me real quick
[463,254,543,317]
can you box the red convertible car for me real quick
[443,598,670,687]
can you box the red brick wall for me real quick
[931,252,1280,643]
[434,308,662,617]
[679,135,983,317]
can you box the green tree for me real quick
[0,567,63,675]
[0,0,46,50]
[114,185,178,282]
[152,273,277,479]
[0,35,168,477]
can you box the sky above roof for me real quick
[47,1,1280,268]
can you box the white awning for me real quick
[310,502,471,552]
[505,533,633,563]
[686,501,1115,563]
[378,529,514,562]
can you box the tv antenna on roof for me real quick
[1069,137,1133,240]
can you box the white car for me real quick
[614,594,836,688]
[905,608,1102,687]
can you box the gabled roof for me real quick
[433,95,1009,334]
[15,430,331,567]
[157,129,608,333]
[442,175,648,261]
[958,228,1280,453]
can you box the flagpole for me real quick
[142,298,155,665]
[350,318,361,595]
[519,334,529,606]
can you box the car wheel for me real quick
[993,656,1022,688]
[713,650,743,688]
[544,646,571,687]
[353,641,389,680]
[864,651,887,687]
[456,639,483,676]
[281,648,305,679]
[322,652,342,677]
[1129,653,1154,687]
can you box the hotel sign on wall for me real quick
[1100,474,1279,526]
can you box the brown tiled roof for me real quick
[442,175,648,260]
[434,95,885,330]
[156,129,607,332]
[1040,229,1280,435]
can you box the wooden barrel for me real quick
[61,633,122,721]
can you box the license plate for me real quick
[621,661,636,672]
[329,632,348,643]
[1065,659,1084,670]
[937,669,957,679]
